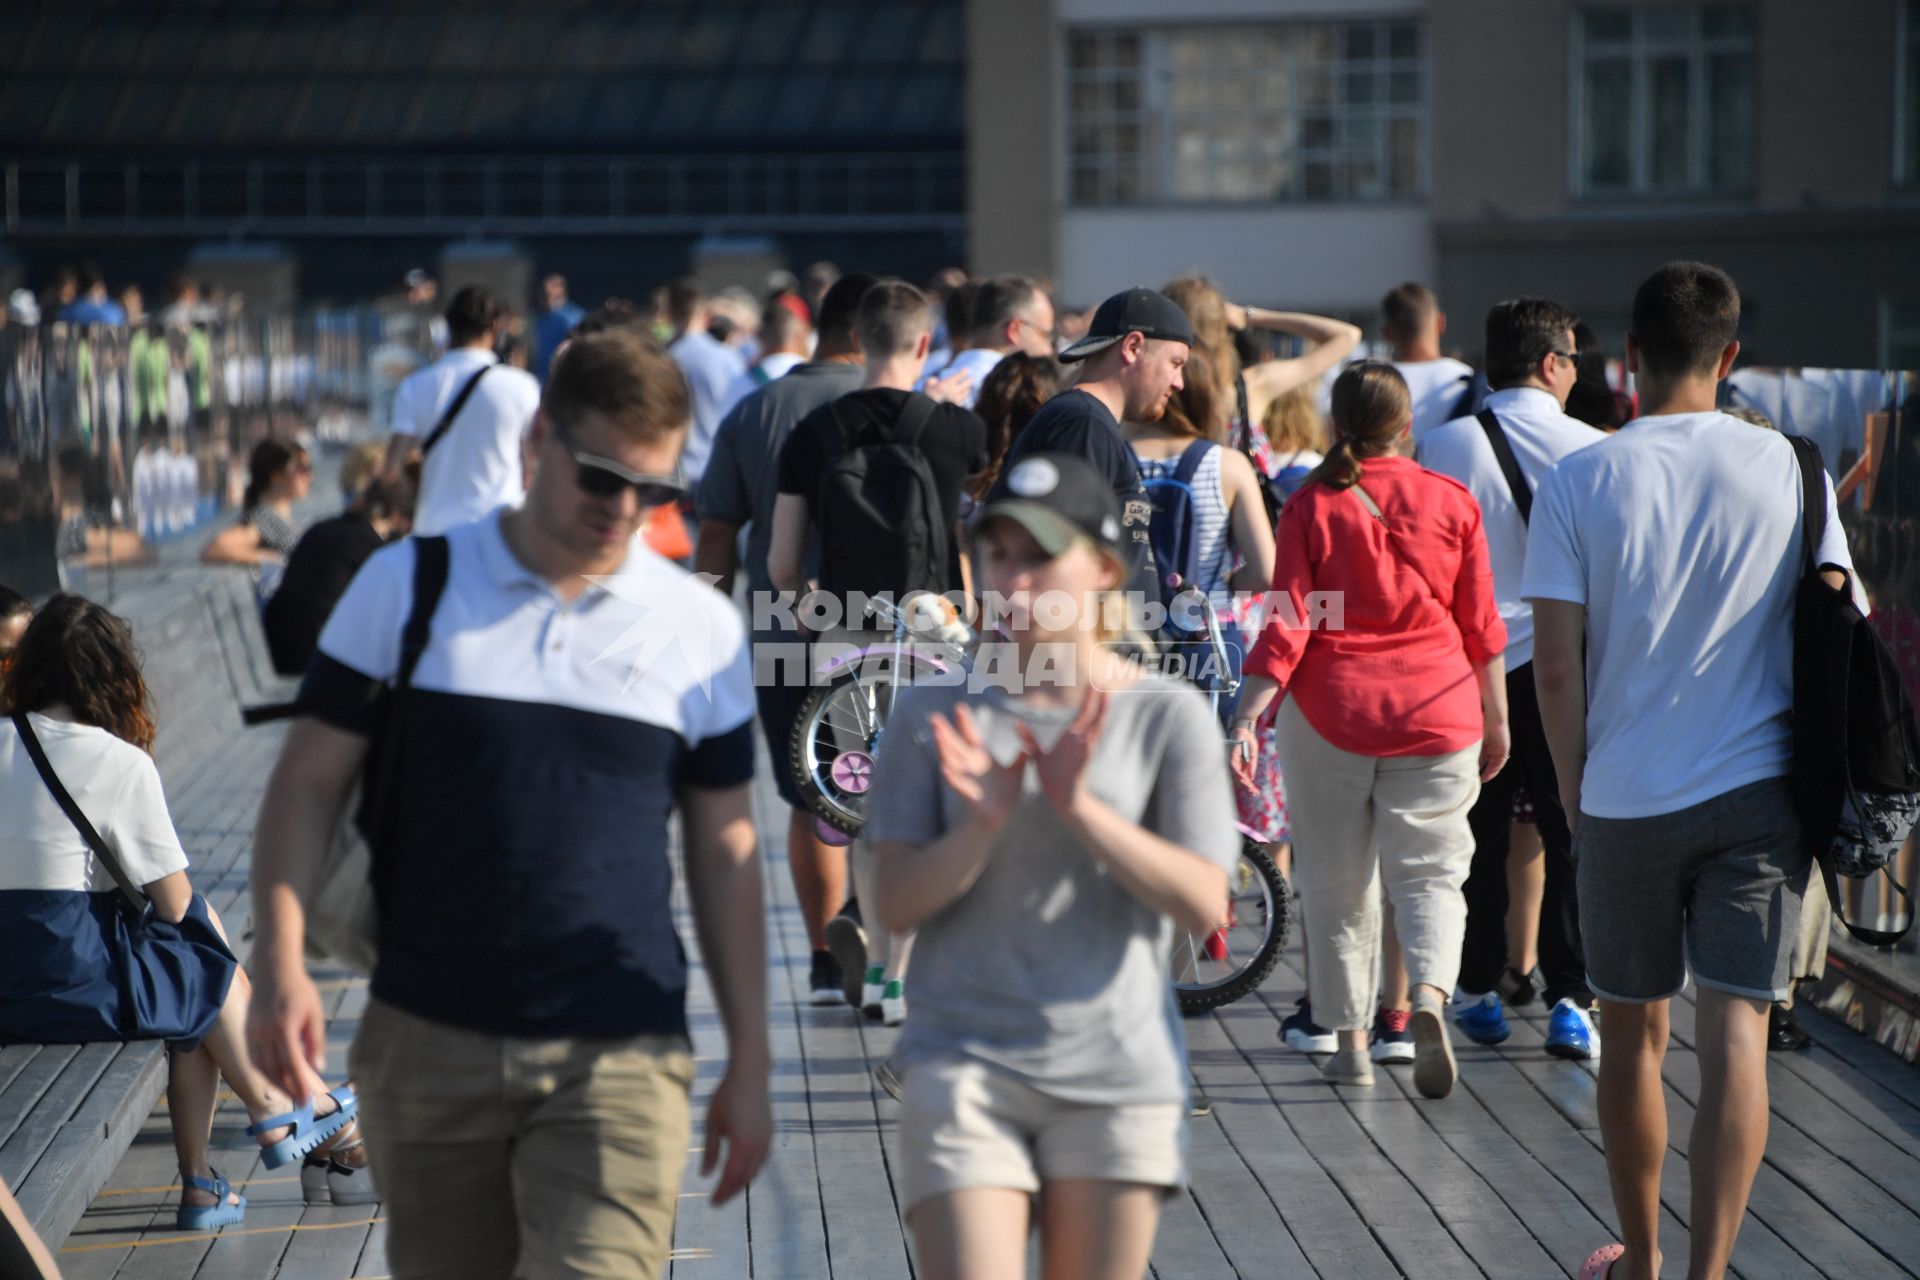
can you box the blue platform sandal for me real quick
[246,1084,359,1170]
[176,1170,246,1231]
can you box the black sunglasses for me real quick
[556,436,688,507]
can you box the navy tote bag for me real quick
[0,714,237,1050]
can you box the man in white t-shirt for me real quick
[1382,282,1478,441]
[382,286,541,536]
[1523,262,1859,1280]
[915,275,1056,409]
[717,296,812,420]
[1420,298,1607,1060]
[666,277,748,490]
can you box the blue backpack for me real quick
[1135,439,1214,634]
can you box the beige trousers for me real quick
[350,998,694,1280]
[1276,699,1481,1032]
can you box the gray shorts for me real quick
[1575,777,1812,1003]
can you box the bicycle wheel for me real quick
[788,665,904,837]
[1173,838,1292,1014]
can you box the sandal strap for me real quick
[180,1171,230,1197]
[245,1085,358,1139]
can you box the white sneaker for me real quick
[881,979,907,1026]
[861,966,886,1018]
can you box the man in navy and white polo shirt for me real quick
[249,329,770,1280]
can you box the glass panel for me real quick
[1344,25,1374,59]
[1072,163,1102,205]
[1643,6,1695,42]
[1302,113,1334,149]
[1304,159,1334,199]
[1389,23,1420,58]
[1649,55,1692,187]
[1390,116,1421,194]
[1171,71,1210,112]
[1707,53,1755,187]
[1071,79,1102,114]
[1583,10,1632,42]
[1256,66,1291,110]
[1346,69,1376,104]
[1703,5,1757,39]
[768,73,830,133]
[1297,24,1334,62]
[1300,66,1333,107]
[1115,77,1139,111]
[1908,41,1920,183]
[1110,33,1141,69]
[1582,56,1633,189]
[1070,33,1100,69]
[1072,121,1101,159]
[1390,69,1420,103]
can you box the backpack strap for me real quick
[396,535,451,690]
[419,365,493,459]
[1787,435,1827,577]
[1172,438,1212,488]
[1349,481,1443,609]
[240,534,451,726]
[891,392,939,449]
[1476,409,1533,525]
[12,713,146,918]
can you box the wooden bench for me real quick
[3,569,292,1250]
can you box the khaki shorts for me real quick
[350,997,694,1280]
[897,1055,1187,1216]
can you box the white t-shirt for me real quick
[391,347,541,536]
[1417,386,1608,669]
[1395,357,1477,441]
[915,346,1006,410]
[717,351,805,420]
[1521,411,1861,819]
[0,712,189,894]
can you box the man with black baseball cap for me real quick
[994,286,1194,612]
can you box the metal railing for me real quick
[3,151,967,237]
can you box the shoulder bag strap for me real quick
[1349,481,1442,608]
[1787,435,1827,576]
[11,713,146,916]
[1476,409,1533,526]
[418,365,493,460]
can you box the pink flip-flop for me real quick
[1579,1243,1626,1279]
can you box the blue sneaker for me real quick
[1453,991,1511,1046]
[1545,998,1599,1060]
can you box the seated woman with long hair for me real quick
[0,596,370,1228]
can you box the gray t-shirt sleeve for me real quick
[696,407,752,524]
[1140,685,1241,873]
[865,686,948,846]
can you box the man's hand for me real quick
[247,963,325,1103]
[701,1060,771,1206]
[923,368,974,405]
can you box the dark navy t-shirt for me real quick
[996,389,1162,606]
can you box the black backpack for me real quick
[1788,436,1917,944]
[814,394,950,603]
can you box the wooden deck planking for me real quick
[71,703,1920,1279]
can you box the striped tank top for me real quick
[1134,442,1232,612]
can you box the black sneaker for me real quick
[823,899,868,1008]
[808,951,844,1007]
[1496,965,1544,1010]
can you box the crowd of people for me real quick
[0,253,1912,1280]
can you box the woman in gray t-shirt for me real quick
[866,452,1239,1278]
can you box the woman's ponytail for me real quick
[1304,362,1413,493]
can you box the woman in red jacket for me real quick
[1230,362,1509,1099]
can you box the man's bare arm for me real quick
[695,517,743,597]
[680,782,770,1205]
[1530,599,1588,831]
[248,718,369,1096]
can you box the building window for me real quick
[1900,0,1920,186]
[1066,19,1425,207]
[1573,5,1757,197]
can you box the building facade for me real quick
[969,0,1920,367]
